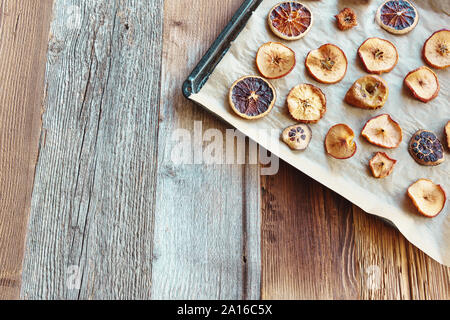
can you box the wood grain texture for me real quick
[0,0,53,300]
[261,161,450,299]
[20,0,260,299]
[150,0,260,299]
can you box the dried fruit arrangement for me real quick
[325,124,357,159]
[409,130,445,166]
[268,1,313,40]
[281,124,312,150]
[376,0,419,35]
[408,179,446,218]
[358,38,398,74]
[335,8,357,31]
[229,76,276,120]
[256,42,296,79]
[345,75,389,109]
[369,152,397,178]
[423,29,450,69]
[305,44,348,84]
[361,114,402,149]
[287,84,326,123]
[404,66,440,103]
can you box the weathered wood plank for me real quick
[20,0,164,299]
[150,0,261,299]
[261,160,449,299]
[0,0,53,300]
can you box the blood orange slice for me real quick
[267,1,313,41]
[256,42,296,79]
[228,76,276,120]
[376,0,418,35]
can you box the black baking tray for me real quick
[182,0,263,99]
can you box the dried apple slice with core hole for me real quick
[345,75,389,109]
[376,0,418,35]
[404,66,440,103]
[407,179,446,218]
[267,1,313,41]
[325,124,357,159]
[287,84,326,123]
[369,152,397,178]
[361,114,402,149]
[358,37,398,74]
[305,44,348,84]
[229,76,276,120]
[256,42,296,79]
[423,29,450,69]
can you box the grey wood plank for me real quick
[149,0,261,300]
[21,0,163,299]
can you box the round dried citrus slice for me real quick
[287,84,326,123]
[423,29,450,69]
[256,42,296,79]
[376,0,418,35]
[305,44,348,84]
[267,1,313,41]
[229,76,276,120]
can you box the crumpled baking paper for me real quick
[191,0,450,266]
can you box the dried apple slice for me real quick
[335,8,357,31]
[325,124,357,159]
[445,121,450,149]
[268,1,313,41]
[281,124,312,150]
[407,179,446,218]
[287,84,326,123]
[229,76,276,120]
[345,75,389,109]
[256,42,296,79]
[305,44,348,84]
[361,114,402,149]
[376,0,419,35]
[423,29,450,69]
[409,130,445,166]
[358,37,398,74]
[404,66,440,103]
[369,152,397,178]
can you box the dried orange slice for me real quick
[287,84,326,123]
[229,76,276,120]
[268,1,313,41]
[256,42,296,79]
[305,44,348,84]
[376,0,418,35]
[423,29,450,69]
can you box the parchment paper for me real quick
[191,0,450,266]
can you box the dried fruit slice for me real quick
[305,44,348,84]
[287,84,326,123]
[345,75,389,109]
[229,76,276,120]
[325,124,357,159]
[407,179,446,218]
[423,29,450,69]
[335,8,357,31]
[404,66,440,103]
[358,37,398,74]
[361,114,402,149]
[445,121,450,149]
[369,152,397,178]
[409,130,445,166]
[376,0,419,35]
[256,42,296,79]
[281,124,312,150]
[268,1,313,41]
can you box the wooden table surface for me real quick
[0,0,448,300]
